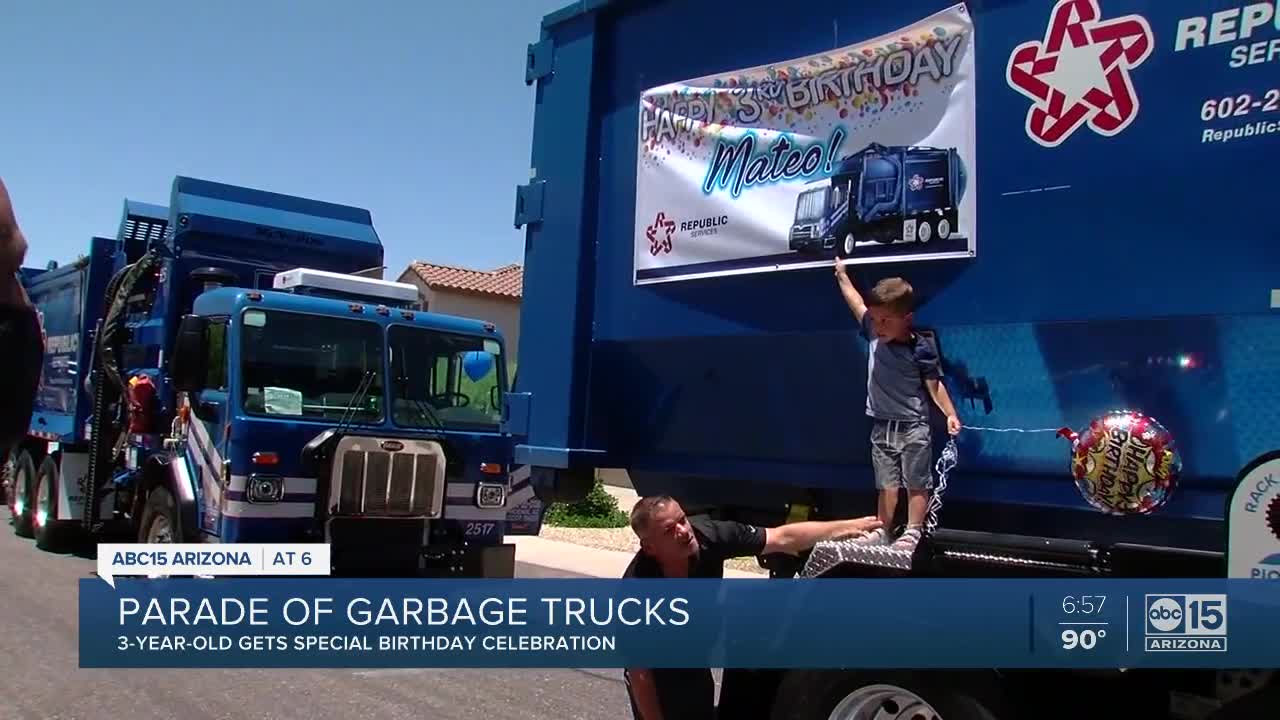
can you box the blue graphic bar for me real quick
[79,578,1279,669]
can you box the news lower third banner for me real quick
[80,576,1278,670]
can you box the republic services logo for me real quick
[646,212,675,256]
[1006,0,1154,148]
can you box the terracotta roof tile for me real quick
[408,261,522,299]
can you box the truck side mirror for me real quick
[490,385,500,410]
[170,314,209,392]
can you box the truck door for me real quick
[185,318,230,537]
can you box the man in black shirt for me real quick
[622,495,882,720]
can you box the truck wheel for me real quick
[936,217,951,241]
[918,219,932,243]
[32,455,69,551]
[7,449,35,538]
[1207,681,1280,719]
[769,670,1001,720]
[138,486,180,544]
[843,233,856,255]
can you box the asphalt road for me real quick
[0,527,636,720]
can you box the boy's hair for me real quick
[868,277,914,315]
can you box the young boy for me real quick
[833,257,961,551]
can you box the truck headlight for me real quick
[476,482,506,509]
[247,474,284,504]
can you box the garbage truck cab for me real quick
[169,267,516,576]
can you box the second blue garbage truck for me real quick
[8,175,530,577]
[510,0,1279,717]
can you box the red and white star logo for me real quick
[646,212,675,255]
[1006,0,1153,148]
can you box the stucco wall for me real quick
[397,269,521,371]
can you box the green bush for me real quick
[544,476,629,528]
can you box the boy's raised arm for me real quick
[833,257,867,322]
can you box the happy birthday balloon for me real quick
[462,351,493,382]
[1058,410,1181,516]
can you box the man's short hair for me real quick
[869,277,914,315]
[630,495,677,536]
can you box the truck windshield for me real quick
[387,324,505,432]
[239,308,385,423]
[795,187,827,222]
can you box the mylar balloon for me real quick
[462,351,493,382]
[1058,410,1181,515]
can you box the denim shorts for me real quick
[870,418,933,491]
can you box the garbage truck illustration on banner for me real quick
[789,142,968,256]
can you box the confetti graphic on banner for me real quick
[639,25,963,171]
[633,3,977,284]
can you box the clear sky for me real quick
[3,0,569,279]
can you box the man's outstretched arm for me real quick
[625,668,665,720]
[762,516,882,555]
[0,177,29,273]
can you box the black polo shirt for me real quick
[623,514,766,579]
[622,515,766,720]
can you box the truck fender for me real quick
[530,465,595,505]
[141,455,200,542]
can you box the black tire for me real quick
[32,455,69,551]
[1206,682,1280,720]
[8,449,35,538]
[138,486,181,544]
[769,670,1002,720]
[937,213,955,241]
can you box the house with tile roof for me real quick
[396,261,523,368]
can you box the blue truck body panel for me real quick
[169,176,383,278]
[513,0,1280,552]
[28,236,129,443]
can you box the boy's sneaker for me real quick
[891,526,923,552]
[850,527,888,545]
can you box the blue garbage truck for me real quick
[7,175,529,577]
[510,0,1278,716]
[789,143,967,256]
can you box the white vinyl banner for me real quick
[634,3,977,285]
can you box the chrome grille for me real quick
[330,437,445,518]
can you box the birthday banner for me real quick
[81,578,1279,669]
[633,2,977,284]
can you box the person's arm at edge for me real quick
[926,377,961,435]
[762,516,882,556]
[625,668,665,720]
[918,340,961,436]
[832,257,867,323]
[0,177,29,273]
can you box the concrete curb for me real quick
[511,535,766,579]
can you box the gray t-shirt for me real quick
[858,312,941,422]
